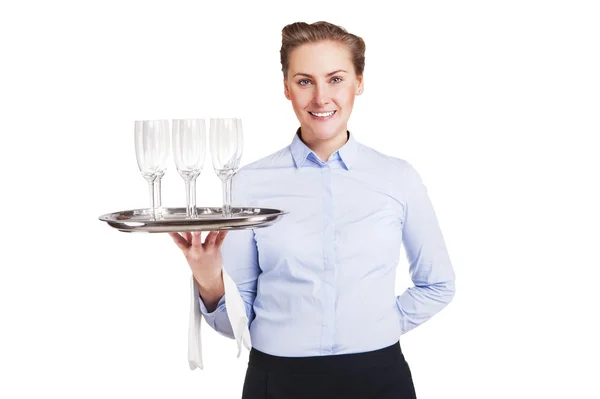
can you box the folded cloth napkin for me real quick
[188,269,252,370]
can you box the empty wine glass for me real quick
[172,119,207,219]
[134,120,170,220]
[209,118,243,218]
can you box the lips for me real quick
[308,110,336,118]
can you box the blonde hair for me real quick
[280,21,366,78]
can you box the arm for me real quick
[196,274,224,313]
[197,171,260,339]
[396,162,456,334]
[197,227,259,339]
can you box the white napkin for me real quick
[188,269,252,370]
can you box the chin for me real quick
[304,122,344,141]
[315,131,340,141]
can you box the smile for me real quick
[308,110,336,118]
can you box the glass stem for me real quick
[154,178,162,218]
[222,177,232,218]
[147,178,156,221]
[185,179,192,219]
[190,178,197,218]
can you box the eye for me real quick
[298,79,312,86]
[331,77,343,83]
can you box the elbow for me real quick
[442,279,456,306]
[216,330,236,340]
[419,279,455,309]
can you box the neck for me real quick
[298,128,349,162]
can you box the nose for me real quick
[312,84,330,107]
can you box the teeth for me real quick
[310,111,335,117]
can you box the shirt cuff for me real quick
[198,293,226,317]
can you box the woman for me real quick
[169,21,455,398]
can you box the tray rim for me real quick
[98,206,288,233]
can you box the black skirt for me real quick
[241,341,417,399]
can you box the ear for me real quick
[284,78,291,100]
[355,75,364,96]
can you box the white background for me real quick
[1,0,599,398]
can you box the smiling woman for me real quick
[282,22,365,162]
[173,20,455,399]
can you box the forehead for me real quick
[288,40,354,75]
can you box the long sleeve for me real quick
[197,226,259,338]
[396,162,456,334]
[187,171,260,370]
[189,267,253,370]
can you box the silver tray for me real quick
[98,207,287,233]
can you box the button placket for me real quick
[320,164,336,354]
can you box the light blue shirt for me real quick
[199,130,455,357]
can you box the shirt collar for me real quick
[290,128,358,170]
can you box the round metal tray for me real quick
[98,207,287,233]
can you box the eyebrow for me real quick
[293,69,348,78]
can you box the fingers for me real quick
[171,231,227,252]
[169,232,191,251]
[203,231,219,249]
[215,231,229,248]
[191,231,204,249]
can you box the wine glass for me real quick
[172,119,207,219]
[209,118,243,218]
[134,120,170,220]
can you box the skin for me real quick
[169,230,228,311]
[169,39,364,312]
[284,40,364,162]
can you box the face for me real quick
[284,40,363,143]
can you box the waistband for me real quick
[248,341,404,373]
